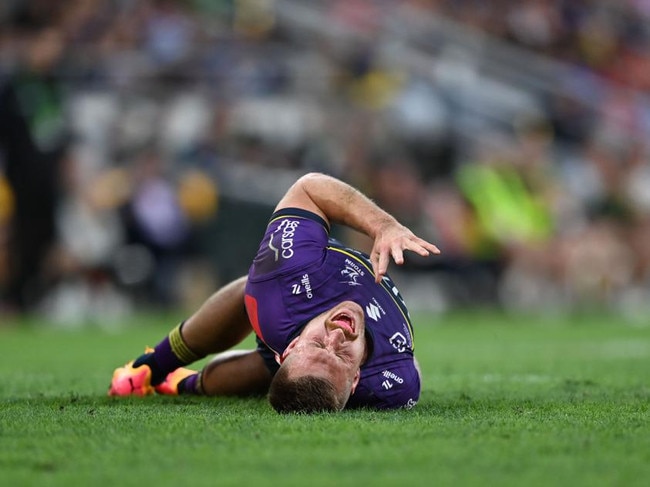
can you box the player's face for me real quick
[279,300,367,397]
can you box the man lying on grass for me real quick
[109,172,440,412]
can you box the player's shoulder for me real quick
[249,208,330,280]
[349,358,421,410]
[269,207,329,230]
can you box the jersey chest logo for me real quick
[340,259,365,286]
[268,219,300,261]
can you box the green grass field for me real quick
[1,310,648,487]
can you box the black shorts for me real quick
[256,336,280,375]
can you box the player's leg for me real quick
[109,276,253,396]
[179,275,252,355]
[165,350,272,396]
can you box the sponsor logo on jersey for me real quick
[291,274,313,299]
[382,369,404,384]
[340,259,365,286]
[366,303,381,321]
[269,219,300,261]
[365,298,385,322]
[382,380,393,390]
[405,398,417,409]
[389,332,408,353]
[301,274,313,298]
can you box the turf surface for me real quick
[1,311,648,486]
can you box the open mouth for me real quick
[331,312,355,334]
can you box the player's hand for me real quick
[370,223,440,283]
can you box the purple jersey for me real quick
[244,208,420,410]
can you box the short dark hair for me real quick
[268,366,344,413]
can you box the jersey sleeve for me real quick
[346,359,421,410]
[247,207,330,281]
[245,208,331,353]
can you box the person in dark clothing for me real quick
[0,27,68,310]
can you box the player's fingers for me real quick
[417,235,441,254]
[391,246,405,265]
[408,237,440,256]
[370,249,381,281]
[423,240,441,255]
[376,250,390,283]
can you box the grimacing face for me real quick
[277,300,368,399]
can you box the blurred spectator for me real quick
[0,23,68,312]
[38,151,132,326]
[121,148,190,307]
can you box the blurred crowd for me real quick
[1,0,650,324]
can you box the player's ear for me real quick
[278,336,300,364]
[350,368,361,394]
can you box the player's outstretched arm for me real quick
[275,172,440,282]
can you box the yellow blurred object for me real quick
[233,0,276,38]
[457,162,553,251]
[89,168,133,209]
[178,170,219,222]
[0,175,15,224]
[348,70,404,110]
